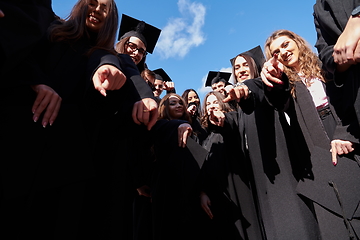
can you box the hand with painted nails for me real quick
[31,84,62,127]
[261,54,284,87]
[92,64,126,97]
[330,139,355,166]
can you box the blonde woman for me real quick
[262,29,360,240]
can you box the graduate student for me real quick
[225,42,321,239]
[205,71,233,96]
[150,93,208,240]
[205,71,238,110]
[152,68,176,103]
[231,45,265,84]
[181,88,207,145]
[313,0,360,239]
[261,29,360,240]
[114,13,161,72]
[0,0,133,239]
[197,91,263,240]
[84,12,163,240]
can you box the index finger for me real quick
[93,68,109,96]
[331,143,338,166]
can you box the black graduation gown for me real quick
[149,119,208,240]
[79,50,157,239]
[289,81,360,240]
[0,3,76,239]
[198,111,264,240]
[314,0,360,145]
[239,78,321,240]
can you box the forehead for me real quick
[234,56,247,65]
[154,79,163,84]
[129,36,146,47]
[206,94,217,102]
[270,36,292,51]
[188,91,197,96]
[169,96,180,101]
[92,0,110,6]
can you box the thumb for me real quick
[93,67,109,96]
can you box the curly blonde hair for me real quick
[264,29,325,97]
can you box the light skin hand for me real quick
[136,185,151,198]
[333,16,360,71]
[330,139,354,166]
[132,98,158,130]
[178,123,192,148]
[260,54,284,87]
[200,192,213,219]
[223,84,249,103]
[209,110,225,127]
[92,65,126,96]
[31,84,62,127]
[163,81,175,92]
[187,104,197,116]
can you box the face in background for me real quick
[234,56,251,82]
[143,71,155,90]
[205,94,221,116]
[211,81,226,96]
[187,90,200,106]
[125,36,146,65]
[86,0,110,32]
[269,35,300,71]
[153,79,164,97]
[168,95,185,120]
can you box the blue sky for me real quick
[52,0,317,101]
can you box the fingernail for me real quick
[33,116,38,123]
[333,161,337,166]
[42,122,47,128]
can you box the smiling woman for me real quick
[27,0,120,238]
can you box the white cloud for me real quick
[157,0,206,59]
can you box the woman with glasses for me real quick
[113,14,160,72]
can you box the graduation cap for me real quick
[118,14,161,54]
[153,68,172,82]
[230,45,266,74]
[205,71,232,87]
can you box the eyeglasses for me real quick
[126,41,147,56]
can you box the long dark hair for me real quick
[181,89,202,118]
[158,93,192,123]
[201,91,233,128]
[49,0,118,53]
